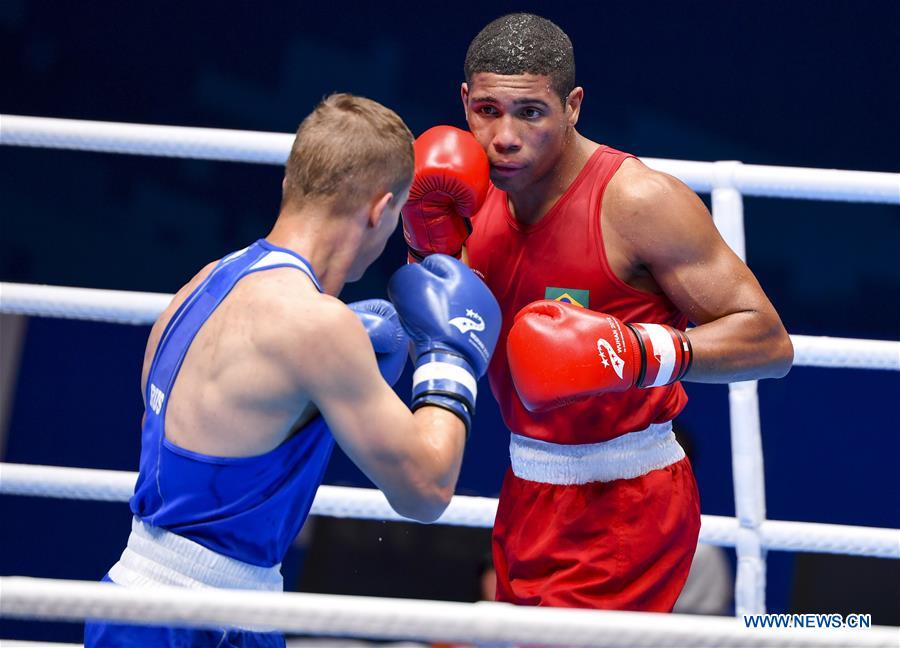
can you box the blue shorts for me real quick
[83,575,285,648]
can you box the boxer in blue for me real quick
[84,93,501,647]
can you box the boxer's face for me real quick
[462,73,580,194]
[348,186,409,281]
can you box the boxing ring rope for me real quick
[2,282,898,370]
[3,114,899,202]
[2,461,899,559]
[0,115,293,165]
[2,115,899,631]
[3,577,899,648]
[0,462,498,529]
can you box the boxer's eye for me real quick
[477,105,500,116]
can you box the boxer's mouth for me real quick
[491,163,526,177]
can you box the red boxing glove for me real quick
[402,126,490,261]
[507,300,693,412]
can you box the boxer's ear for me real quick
[566,87,584,128]
[461,82,469,120]
[368,192,393,229]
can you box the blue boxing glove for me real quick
[387,254,500,435]
[349,299,409,386]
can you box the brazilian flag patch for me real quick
[544,287,589,308]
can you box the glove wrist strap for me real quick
[627,323,693,388]
[411,395,472,438]
[411,350,477,437]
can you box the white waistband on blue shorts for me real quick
[109,517,283,592]
[509,421,685,485]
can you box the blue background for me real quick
[2,1,898,641]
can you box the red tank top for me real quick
[467,146,689,444]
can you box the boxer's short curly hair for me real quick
[465,13,576,103]
[283,93,414,212]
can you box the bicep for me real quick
[626,175,792,380]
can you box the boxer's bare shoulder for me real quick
[600,157,720,295]
[140,261,368,456]
[604,157,707,235]
[233,269,371,386]
[197,266,360,385]
[139,261,353,408]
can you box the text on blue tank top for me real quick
[130,239,335,567]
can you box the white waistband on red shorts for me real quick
[509,421,684,485]
[109,516,283,592]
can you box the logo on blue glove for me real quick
[449,308,490,362]
[450,308,490,363]
[449,309,485,334]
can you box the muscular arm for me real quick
[291,298,466,522]
[608,162,793,382]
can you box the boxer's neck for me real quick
[266,204,363,296]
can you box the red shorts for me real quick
[492,456,700,610]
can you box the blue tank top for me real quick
[130,239,335,567]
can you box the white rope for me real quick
[3,577,898,647]
[3,115,899,203]
[2,462,898,559]
[2,282,899,370]
[790,335,900,370]
[760,519,900,559]
[0,115,293,165]
[0,462,496,529]
[0,282,169,325]
[0,463,135,502]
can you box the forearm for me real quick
[382,407,466,523]
[685,310,793,383]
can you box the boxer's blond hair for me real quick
[282,93,414,213]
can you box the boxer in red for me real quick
[401,14,794,611]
